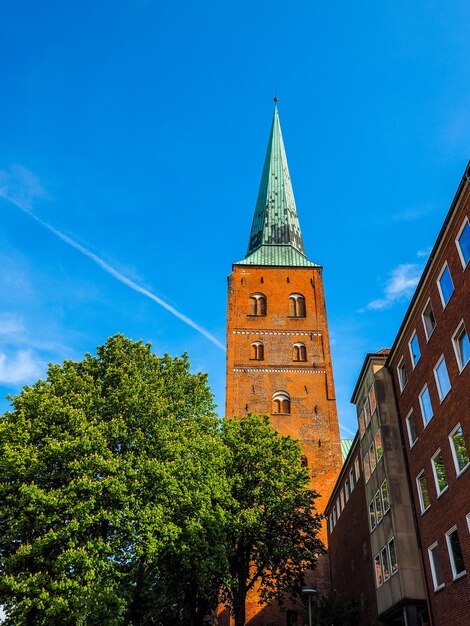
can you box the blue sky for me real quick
[1,0,469,437]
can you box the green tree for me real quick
[0,335,227,626]
[220,414,324,626]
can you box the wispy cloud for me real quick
[391,205,433,222]
[417,247,431,258]
[0,350,44,385]
[1,166,225,352]
[362,263,422,311]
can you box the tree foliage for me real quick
[220,414,325,626]
[0,335,227,626]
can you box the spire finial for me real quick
[273,96,279,103]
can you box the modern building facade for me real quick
[224,107,342,625]
[326,434,379,625]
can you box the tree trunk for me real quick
[128,560,148,626]
[233,579,247,626]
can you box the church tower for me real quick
[225,106,342,622]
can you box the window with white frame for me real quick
[417,472,431,513]
[456,218,470,269]
[467,513,470,533]
[368,384,377,415]
[340,489,345,510]
[359,411,365,437]
[449,424,470,475]
[381,480,390,513]
[332,506,337,526]
[369,500,376,531]
[409,331,421,367]
[431,449,448,496]
[363,453,371,483]
[375,490,383,524]
[422,299,437,340]
[446,526,466,579]
[434,356,451,401]
[428,542,445,590]
[354,456,360,481]
[329,515,333,533]
[369,442,377,474]
[375,429,383,461]
[363,396,371,426]
[419,385,433,426]
[397,357,408,391]
[452,321,470,372]
[381,546,390,581]
[437,263,455,307]
[388,538,398,574]
[406,410,418,447]
[344,480,350,502]
[349,469,355,493]
[374,553,383,587]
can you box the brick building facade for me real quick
[388,162,470,626]
[222,107,342,625]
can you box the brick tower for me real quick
[225,107,342,624]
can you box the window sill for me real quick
[409,438,418,450]
[271,413,291,416]
[456,462,470,478]
[424,327,436,343]
[420,505,431,516]
[436,486,449,499]
[452,571,467,582]
[247,314,266,318]
[457,358,469,374]
[287,316,306,319]
[433,583,445,593]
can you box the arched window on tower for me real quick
[301,455,308,468]
[249,293,267,316]
[272,391,291,415]
[293,342,307,362]
[251,341,264,361]
[289,293,306,317]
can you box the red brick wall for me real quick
[389,178,470,626]
[224,263,342,625]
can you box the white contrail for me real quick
[339,423,357,437]
[16,207,226,351]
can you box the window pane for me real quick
[418,474,431,512]
[375,430,383,460]
[389,539,398,574]
[369,443,376,473]
[438,266,454,305]
[359,411,365,437]
[369,385,377,415]
[381,480,390,512]
[398,360,408,391]
[375,491,383,524]
[457,221,470,266]
[354,457,360,480]
[432,451,448,494]
[369,500,376,531]
[419,387,433,425]
[447,528,466,578]
[429,544,444,589]
[410,333,421,366]
[381,547,390,580]
[423,302,436,339]
[435,358,451,400]
[364,397,371,425]
[344,481,349,502]
[340,490,345,509]
[407,412,418,446]
[349,470,355,492]
[374,554,383,587]
[451,426,470,473]
[455,326,470,371]
[363,454,371,482]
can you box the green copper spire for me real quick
[237,106,317,267]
